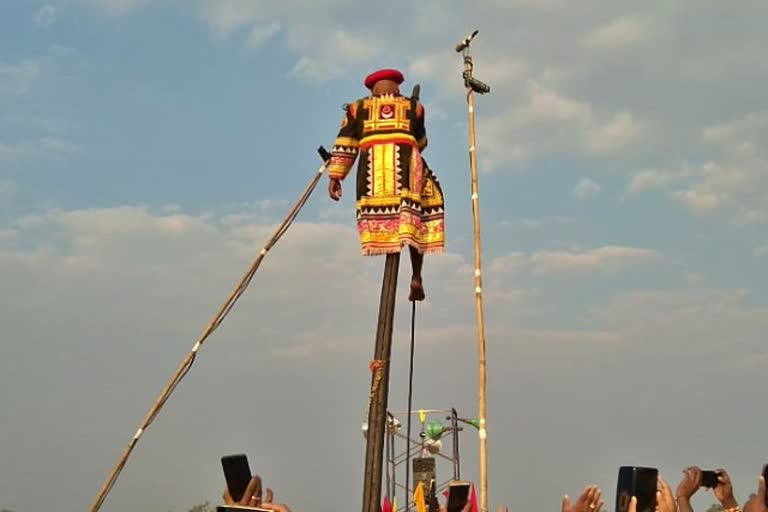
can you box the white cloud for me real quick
[702,111,768,146]
[530,246,658,275]
[675,188,725,214]
[197,0,267,37]
[585,15,650,49]
[489,252,528,275]
[573,178,601,199]
[34,5,57,28]
[627,168,687,193]
[84,0,152,16]
[246,21,281,49]
[586,111,642,154]
[0,137,80,162]
[0,59,43,94]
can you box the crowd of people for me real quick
[218,465,767,512]
[562,466,767,512]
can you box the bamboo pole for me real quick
[89,149,332,512]
[362,253,400,512]
[456,30,491,512]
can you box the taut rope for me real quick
[89,149,332,512]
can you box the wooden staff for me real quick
[456,29,491,512]
[89,147,333,512]
[362,253,400,512]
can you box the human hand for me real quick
[676,466,702,501]
[562,485,605,512]
[744,476,768,512]
[223,475,263,508]
[329,178,342,201]
[656,477,677,512]
[713,469,738,510]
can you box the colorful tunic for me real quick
[328,93,445,256]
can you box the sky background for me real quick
[1,0,767,511]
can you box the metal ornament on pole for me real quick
[455,29,491,512]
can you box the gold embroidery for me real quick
[362,96,412,133]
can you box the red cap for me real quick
[364,69,405,90]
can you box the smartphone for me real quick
[762,464,768,507]
[221,453,252,503]
[701,470,720,488]
[447,480,471,512]
[616,466,658,512]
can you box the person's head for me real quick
[365,69,404,96]
[372,79,400,96]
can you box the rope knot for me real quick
[369,359,385,372]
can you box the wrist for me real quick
[720,498,739,510]
[676,496,691,503]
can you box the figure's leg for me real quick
[408,245,425,301]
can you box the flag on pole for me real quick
[414,481,427,512]
[469,483,479,512]
[383,495,392,512]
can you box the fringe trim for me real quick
[361,240,446,256]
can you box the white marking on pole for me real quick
[470,145,476,152]
[472,193,478,200]
[475,269,481,277]
[134,428,144,440]
[191,341,201,353]
[475,287,482,294]
[478,428,487,440]
[260,248,267,255]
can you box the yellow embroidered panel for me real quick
[362,96,412,133]
[372,143,396,196]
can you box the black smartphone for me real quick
[763,464,768,507]
[447,480,471,512]
[616,466,658,512]
[701,470,720,488]
[221,453,252,502]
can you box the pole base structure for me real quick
[362,253,400,512]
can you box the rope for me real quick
[89,157,330,512]
[404,299,417,511]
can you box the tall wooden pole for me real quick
[362,253,400,512]
[456,30,491,512]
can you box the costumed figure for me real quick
[327,68,445,301]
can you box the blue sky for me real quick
[1,1,767,511]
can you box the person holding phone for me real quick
[676,466,740,512]
[220,474,292,512]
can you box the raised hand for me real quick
[656,477,677,512]
[677,467,703,501]
[744,476,768,512]
[714,469,739,510]
[562,485,605,512]
[223,475,263,508]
